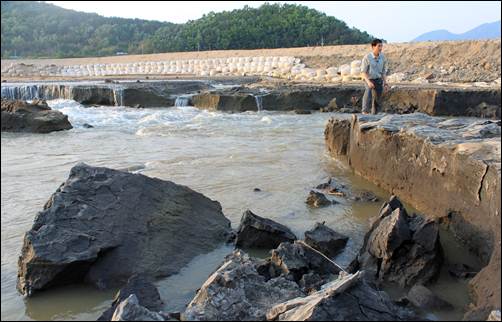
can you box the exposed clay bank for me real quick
[325,113,501,319]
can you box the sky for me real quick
[46,1,501,43]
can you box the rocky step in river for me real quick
[1,80,500,118]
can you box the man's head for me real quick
[371,39,383,56]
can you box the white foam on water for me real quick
[260,116,273,124]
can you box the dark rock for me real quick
[17,163,231,296]
[267,271,417,321]
[255,258,281,281]
[270,240,343,283]
[407,284,453,311]
[1,98,72,133]
[315,178,348,197]
[71,86,116,105]
[351,191,380,202]
[133,104,144,109]
[111,294,164,321]
[97,274,163,321]
[294,109,312,114]
[447,263,478,279]
[253,188,262,192]
[161,312,181,321]
[298,272,324,294]
[183,250,303,321]
[304,223,348,258]
[306,190,333,208]
[322,98,338,112]
[353,196,443,287]
[324,118,351,156]
[83,123,94,128]
[235,210,296,249]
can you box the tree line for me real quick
[1,1,377,58]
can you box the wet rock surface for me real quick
[235,210,296,249]
[305,190,333,208]
[183,250,304,321]
[303,223,348,258]
[190,83,500,118]
[351,196,444,287]
[0,80,213,107]
[1,98,72,133]
[266,271,417,321]
[111,294,164,321]
[17,163,231,296]
[325,112,501,317]
[97,274,163,321]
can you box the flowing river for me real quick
[1,98,481,321]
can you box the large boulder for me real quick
[1,98,72,133]
[17,163,231,296]
[235,210,296,249]
[266,271,416,321]
[98,275,163,321]
[351,196,444,287]
[111,295,164,321]
[183,250,304,321]
[304,223,348,258]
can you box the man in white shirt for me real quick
[361,39,389,114]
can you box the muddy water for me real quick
[1,99,478,320]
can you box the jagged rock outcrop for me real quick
[235,210,296,249]
[111,295,164,321]
[350,196,443,287]
[1,98,72,133]
[183,250,304,321]
[17,163,231,296]
[98,275,163,321]
[266,271,416,321]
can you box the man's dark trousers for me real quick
[362,78,383,114]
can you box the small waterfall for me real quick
[254,95,264,112]
[113,87,124,106]
[1,85,40,100]
[175,96,190,107]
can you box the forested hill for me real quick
[1,1,377,58]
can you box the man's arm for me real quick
[382,57,389,91]
[361,56,375,89]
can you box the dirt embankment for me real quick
[1,39,500,83]
[301,40,501,82]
